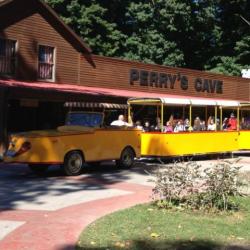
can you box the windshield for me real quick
[66,112,103,127]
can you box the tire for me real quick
[116,147,135,169]
[29,164,48,175]
[63,151,84,176]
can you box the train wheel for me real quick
[116,147,135,169]
[28,164,48,175]
[63,151,84,176]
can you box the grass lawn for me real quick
[76,197,250,250]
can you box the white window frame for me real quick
[0,38,17,77]
[37,44,56,82]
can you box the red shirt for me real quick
[228,118,237,130]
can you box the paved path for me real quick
[0,156,249,250]
[0,162,155,250]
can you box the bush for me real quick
[151,160,244,212]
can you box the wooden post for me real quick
[0,88,8,158]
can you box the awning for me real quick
[128,97,243,107]
[0,79,248,104]
[64,102,127,109]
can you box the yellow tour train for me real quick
[127,97,250,158]
[4,96,250,175]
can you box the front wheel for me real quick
[28,164,48,175]
[63,151,84,176]
[116,147,135,169]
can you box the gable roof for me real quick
[0,0,92,53]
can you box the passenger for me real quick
[155,117,162,131]
[216,118,220,130]
[184,118,191,131]
[241,117,250,130]
[143,121,151,132]
[110,114,131,126]
[135,120,143,130]
[193,117,202,131]
[222,117,229,130]
[174,120,184,132]
[207,118,216,131]
[164,121,173,132]
[227,113,237,130]
[200,120,206,131]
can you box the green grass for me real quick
[76,197,250,250]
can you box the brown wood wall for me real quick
[0,0,249,102]
[0,1,79,84]
[81,55,250,102]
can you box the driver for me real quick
[110,115,131,126]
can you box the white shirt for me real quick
[207,124,216,131]
[174,124,184,132]
[110,120,130,126]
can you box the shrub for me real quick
[151,160,244,212]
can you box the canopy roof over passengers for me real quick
[127,97,249,107]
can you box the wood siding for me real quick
[0,1,79,83]
[81,55,250,102]
[0,0,249,102]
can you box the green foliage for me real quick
[152,160,244,212]
[209,57,243,76]
[45,0,125,56]
[45,0,250,75]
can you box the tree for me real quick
[207,0,250,75]
[45,0,125,56]
[45,0,250,76]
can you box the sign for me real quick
[130,68,223,94]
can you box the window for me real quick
[38,45,55,81]
[0,38,16,76]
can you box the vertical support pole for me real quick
[215,106,217,131]
[161,102,164,132]
[128,103,131,124]
[189,105,192,128]
[205,106,208,125]
[237,106,240,131]
[220,106,223,130]
[182,105,185,120]
[0,88,8,158]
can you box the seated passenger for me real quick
[143,121,151,132]
[200,120,206,131]
[135,120,143,130]
[164,121,173,132]
[154,117,162,131]
[193,117,202,131]
[227,113,237,130]
[110,115,131,126]
[184,118,191,131]
[222,117,229,130]
[207,118,216,131]
[174,120,184,132]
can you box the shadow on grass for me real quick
[59,239,250,250]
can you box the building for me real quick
[1,0,250,155]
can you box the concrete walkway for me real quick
[0,162,154,250]
[0,156,249,250]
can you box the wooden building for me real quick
[0,0,250,156]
